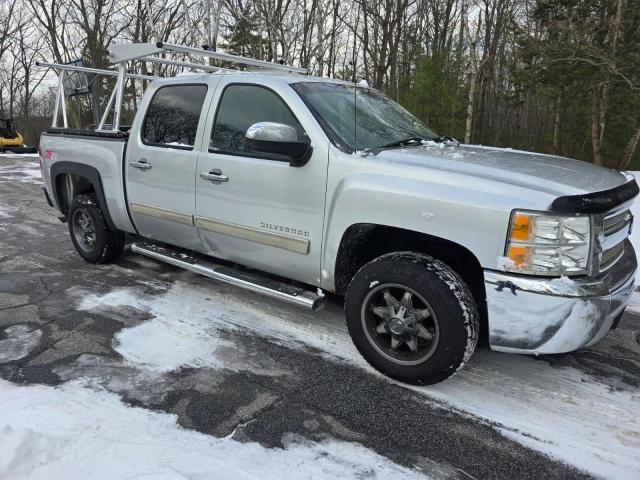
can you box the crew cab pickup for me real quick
[39,45,638,384]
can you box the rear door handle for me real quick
[130,158,152,170]
[200,169,228,182]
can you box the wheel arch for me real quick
[334,223,488,333]
[50,161,117,231]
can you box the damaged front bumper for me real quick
[485,240,636,354]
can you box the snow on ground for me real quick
[75,278,640,480]
[0,325,42,363]
[0,157,42,185]
[1,156,639,479]
[0,152,39,158]
[0,379,428,480]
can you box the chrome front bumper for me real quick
[485,240,637,354]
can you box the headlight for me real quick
[503,210,591,275]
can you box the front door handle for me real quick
[200,169,228,182]
[130,159,152,170]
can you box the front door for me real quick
[126,82,214,252]
[195,79,329,285]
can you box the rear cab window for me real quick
[142,84,208,150]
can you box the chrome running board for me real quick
[130,242,326,311]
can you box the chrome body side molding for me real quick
[195,217,310,255]
[130,202,193,226]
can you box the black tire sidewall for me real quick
[68,195,112,263]
[345,253,478,385]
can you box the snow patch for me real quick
[78,288,232,372]
[0,379,428,480]
[0,160,42,184]
[75,276,640,479]
[0,204,18,219]
[0,325,42,362]
[0,153,39,158]
[420,140,444,148]
[77,282,359,371]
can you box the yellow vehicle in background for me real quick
[0,118,37,154]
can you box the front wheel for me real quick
[345,252,479,385]
[68,193,125,264]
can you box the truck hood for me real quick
[373,143,627,197]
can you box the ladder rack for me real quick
[37,41,308,132]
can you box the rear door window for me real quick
[142,84,208,149]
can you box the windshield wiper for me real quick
[367,136,426,152]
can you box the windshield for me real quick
[292,82,437,151]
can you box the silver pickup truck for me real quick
[38,43,638,384]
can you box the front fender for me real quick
[321,169,555,292]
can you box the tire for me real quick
[67,193,125,264]
[345,252,479,385]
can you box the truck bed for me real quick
[40,129,137,234]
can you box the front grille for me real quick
[604,210,632,235]
[601,242,625,270]
[597,209,632,272]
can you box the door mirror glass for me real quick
[245,122,311,167]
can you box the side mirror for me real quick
[245,122,312,167]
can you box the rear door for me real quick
[126,80,217,251]
[194,78,329,285]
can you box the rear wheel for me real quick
[345,252,479,385]
[68,193,124,264]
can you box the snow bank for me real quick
[0,379,428,480]
[77,279,640,480]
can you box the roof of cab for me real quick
[148,71,353,88]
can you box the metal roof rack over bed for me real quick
[36,41,307,133]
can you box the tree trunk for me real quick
[553,90,562,155]
[591,86,604,165]
[464,13,484,144]
[464,65,478,144]
[618,125,640,170]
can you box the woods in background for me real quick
[1,0,639,168]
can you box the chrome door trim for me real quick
[130,202,194,226]
[195,216,310,254]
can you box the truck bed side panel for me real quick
[40,132,136,234]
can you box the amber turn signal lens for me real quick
[507,245,528,266]
[510,213,531,241]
